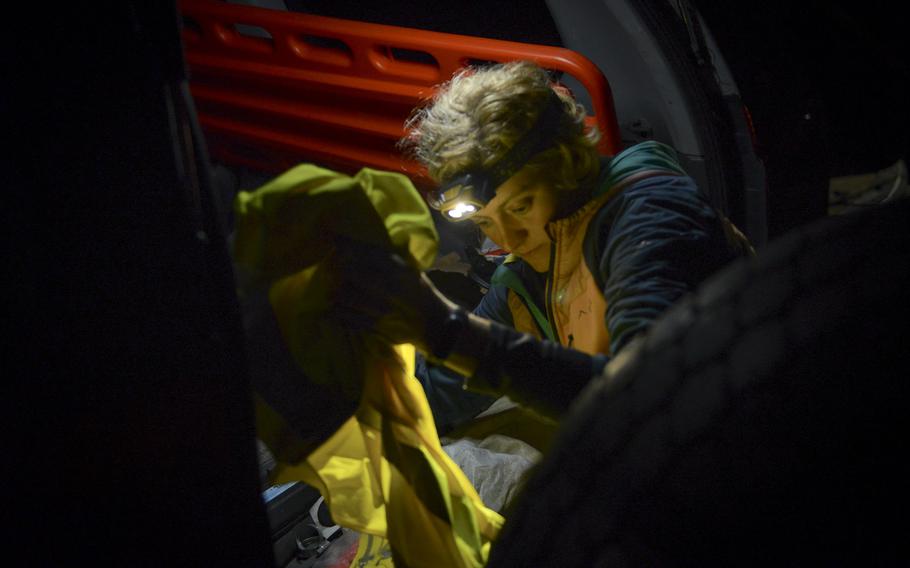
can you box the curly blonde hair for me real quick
[400,60,602,193]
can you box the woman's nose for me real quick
[500,226,527,252]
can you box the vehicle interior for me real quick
[8,0,907,566]
[177,2,768,560]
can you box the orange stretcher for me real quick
[179,0,621,189]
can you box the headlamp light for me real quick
[446,202,479,219]
[427,89,566,222]
[429,171,497,220]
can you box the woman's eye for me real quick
[509,200,531,215]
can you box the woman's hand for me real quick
[328,239,457,354]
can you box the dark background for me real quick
[696,0,909,238]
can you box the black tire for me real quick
[488,197,910,567]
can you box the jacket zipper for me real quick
[544,240,558,343]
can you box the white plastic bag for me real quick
[441,434,542,513]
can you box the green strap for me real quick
[490,263,556,342]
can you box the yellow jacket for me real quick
[233,164,503,568]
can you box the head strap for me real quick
[483,89,565,189]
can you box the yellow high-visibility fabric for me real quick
[233,164,504,568]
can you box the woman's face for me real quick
[470,166,560,272]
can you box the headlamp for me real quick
[427,171,496,219]
[428,90,566,221]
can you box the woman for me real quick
[336,60,752,421]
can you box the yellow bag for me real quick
[234,164,504,567]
